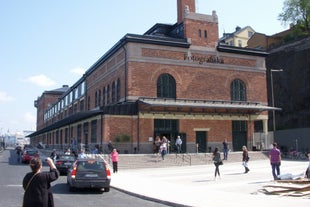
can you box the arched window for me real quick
[117,78,121,102]
[231,79,246,101]
[157,73,176,98]
[112,82,116,103]
[98,89,101,106]
[102,86,106,106]
[107,85,110,104]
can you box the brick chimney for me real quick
[177,0,196,23]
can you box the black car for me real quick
[55,154,76,175]
[67,157,111,192]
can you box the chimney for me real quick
[177,0,196,23]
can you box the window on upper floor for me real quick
[157,73,176,98]
[112,82,116,103]
[95,91,98,107]
[231,79,247,101]
[80,99,84,112]
[198,29,202,38]
[204,30,207,38]
[248,31,254,38]
[98,89,101,106]
[107,85,110,104]
[103,86,106,106]
[117,78,121,102]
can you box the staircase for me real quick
[111,151,269,170]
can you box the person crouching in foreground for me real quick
[22,157,59,207]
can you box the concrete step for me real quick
[109,151,269,170]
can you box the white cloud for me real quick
[23,112,36,130]
[0,90,14,102]
[70,67,86,76]
[23,112,36,124]
[25,74,56,87]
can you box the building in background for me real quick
[219,26,255,47]
[29,0,275,154]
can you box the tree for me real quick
[278,0,310,33]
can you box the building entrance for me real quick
[232,121,247,151]
[196,131,208,152]
[154,119,182,153]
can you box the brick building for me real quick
[29,0,276,153]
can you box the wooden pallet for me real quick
[259,179,310,197]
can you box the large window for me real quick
[112,82,116,103]
[107,85,110,104]
[117,78,121,102]
[231,79,246,101]
[157,73,176,98]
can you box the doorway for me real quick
[196,131,208,152]
[232,121,247,151]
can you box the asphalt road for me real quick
[0,148,170,207]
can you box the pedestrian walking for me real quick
[269,142,281,180]
[16,146,22,163]
[110,148,119,173]
[175,135,182,153]
[212,147,222,180]
[78,149,87,158]
[107,140,114,153]
[222,139,229,160]
[50,149,58,163]
[242,146,250,173]
[154,136,161,154]
[22,157,59,207]
[160,141,167,160]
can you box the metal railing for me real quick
[176,153,191,166]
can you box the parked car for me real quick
[67,157,111,192]
[22,149,39,163]
[55,154,76,175]
[23,144,33,150]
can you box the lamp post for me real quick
[270,69,283,133]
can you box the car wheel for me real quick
[104,187,110,192]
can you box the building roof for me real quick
[138,97,280,114]
[27,110,102,137]
[220,26,255,42]
[217,44,268,57]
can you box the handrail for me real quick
[176,153,191,166]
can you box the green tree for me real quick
[278,0,310,33]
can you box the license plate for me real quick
[85,174,98,178]
[64,162,71,166]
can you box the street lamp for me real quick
[270,69,283,133]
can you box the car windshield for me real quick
[77,160,104,171]
[27,151,37,155]
[58,155,75,161]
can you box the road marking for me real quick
[6,184,23,187]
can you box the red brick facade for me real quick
[31,0,272,153]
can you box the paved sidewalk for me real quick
[110,160,309,207]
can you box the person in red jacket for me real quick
[110,148,119,173]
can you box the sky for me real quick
[0,0,287,135]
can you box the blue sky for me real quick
[0,0,287,134]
